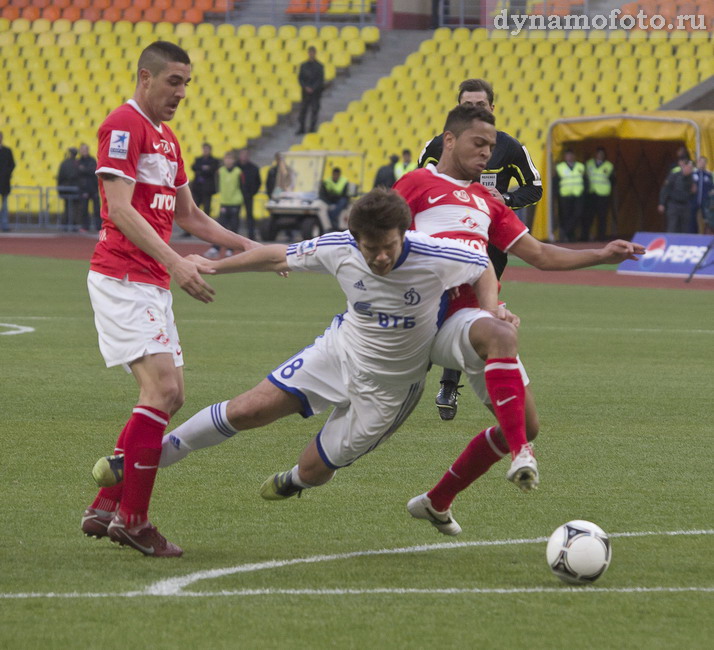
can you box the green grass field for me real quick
[1,253,712,649]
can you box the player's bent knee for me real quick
[470,318,519,358]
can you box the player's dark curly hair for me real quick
[457,78,495,106]
[137,41,191,78]
[443,103,496,138]
[348,188,411,241]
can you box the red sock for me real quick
[427,427,508,511]
[91,421,130,512]
[118,406,169,528]
[484,357,527,459]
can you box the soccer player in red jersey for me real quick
[395,104,643,535]
[81,42,260,557]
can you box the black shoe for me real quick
[435,380,461,421]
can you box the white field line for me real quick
[1,529,712,600]
[0,323,35,335]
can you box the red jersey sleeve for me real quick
[487,200,528,252]
[96,112,143,182]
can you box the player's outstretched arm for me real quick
[509,233,644,271]
[174,185,262,254]
[472,261,500,314]
[101,175,216,303]
[188,245,290,275]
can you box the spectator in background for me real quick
[266,152,294,200]
[205,151,244,259]
[554,149,586,242]
[57,146,80,231]
[584,147,614,241]
[0,132,15,232]
[690,156,713,234]
[77,143,100,232]
[394,149,417,181]
[191,143,220,217]
[297,46,324,135]
[373,154,399,189]
[658,159,695,233]
[237,148,261,240]
[319,167,349,230]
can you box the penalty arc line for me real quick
[1,529,712,600]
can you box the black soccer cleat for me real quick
[435,380,462,421]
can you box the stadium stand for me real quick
[284,28,714,190]
[1,9,712,224]
[0,17,375,200]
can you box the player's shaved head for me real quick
[349,188,411,241]
[443,103,496,139]
[137,41,191,79]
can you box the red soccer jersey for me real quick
[90,100,189,289]
[394,165,528,316]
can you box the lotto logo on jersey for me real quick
[149,193,176,211]
[108,130,130,159]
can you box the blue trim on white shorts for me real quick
[315,429,343,470]
[267,374,314,418]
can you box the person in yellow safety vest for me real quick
[554,149,586,242]
[394,149,417,181]
[319,167,350,230]
[584,147,615,241]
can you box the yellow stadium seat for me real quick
[216,23,236,38]
[134,21,154,37]
[341,25,359,41]
[361,25,379,45]
[154,22,175,37]
[298,24,317,42]
[11,19,31,34]
[175,23,195,38]
[30,18,51,34]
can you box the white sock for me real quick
[159,401,238,467]
[290,465,315,489]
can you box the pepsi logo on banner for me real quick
[618,232,714,279]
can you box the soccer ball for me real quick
[546,520,612,585]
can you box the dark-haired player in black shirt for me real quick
[418,78,543,421]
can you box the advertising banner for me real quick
[617,232,714,279]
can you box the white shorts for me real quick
[430,308,529,405]
[268,318,426,469]
[87,270,184,372]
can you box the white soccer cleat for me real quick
[506,445,539,492]
[407,493,462,536]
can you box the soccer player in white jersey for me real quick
[94,189,529,516]
[81,42,260,557]
[395,103,643,535]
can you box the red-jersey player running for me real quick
[81,42,260,557]
[394,104,643,535]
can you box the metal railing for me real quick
[2,186,88,232]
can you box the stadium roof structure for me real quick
[534,111,714,241]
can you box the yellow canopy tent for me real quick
[533,111,714,241]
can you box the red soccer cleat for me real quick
[81,507,114,539]
[107,514,183,557]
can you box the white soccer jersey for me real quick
[285,230,490,383]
